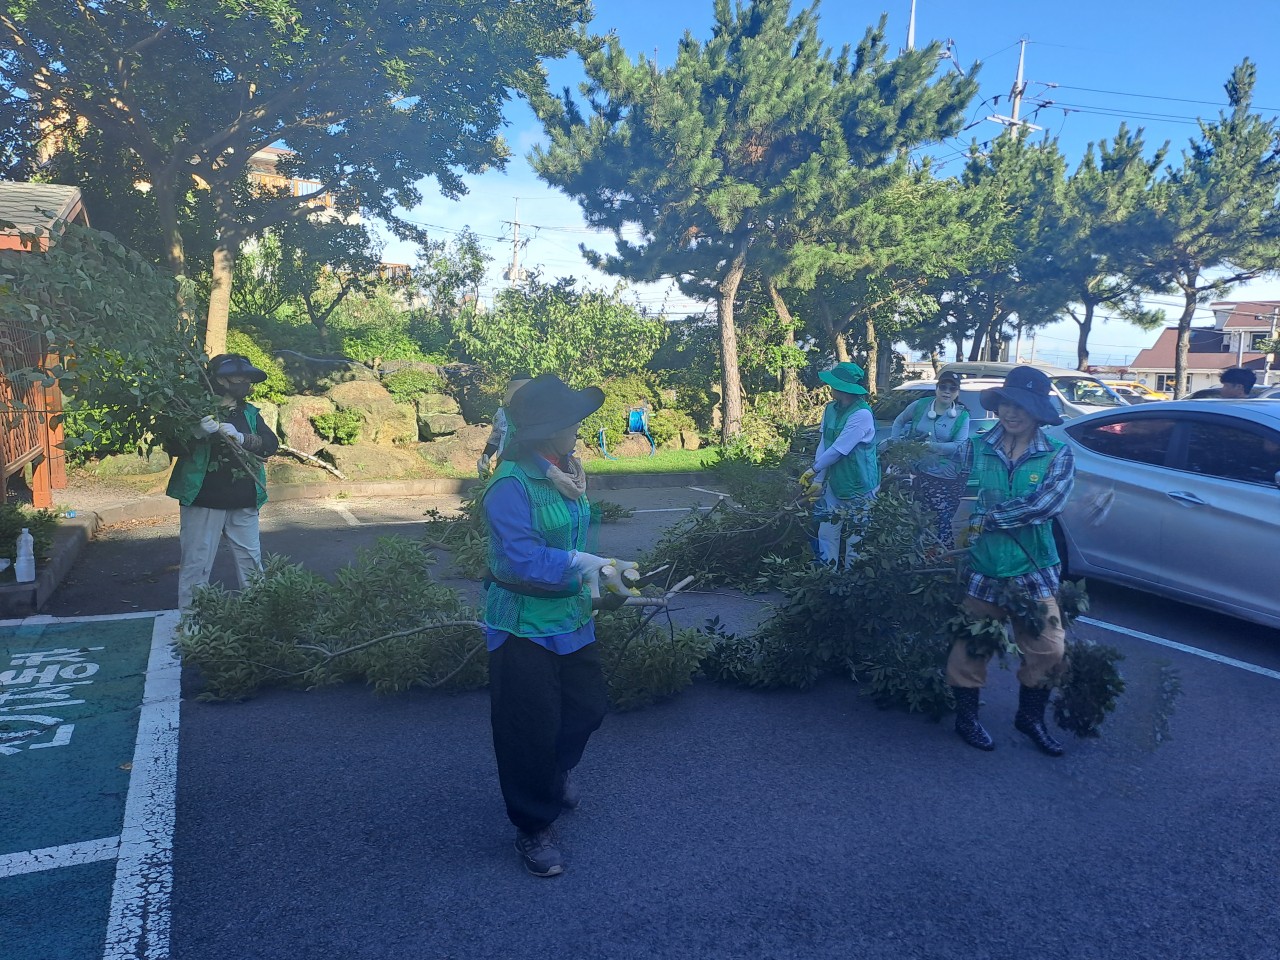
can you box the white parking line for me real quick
[0,836,120,878]
[327,503,362,526]
[103,610,182,960]
[1079,616,1280,681]
[686,486,729,498]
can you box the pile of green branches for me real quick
[179,538,485,701]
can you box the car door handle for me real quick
[1166,491,1206,506]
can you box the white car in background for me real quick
[939,361,1130,418]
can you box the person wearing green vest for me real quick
[166,354,279,609]
[889,369,971,548]
[799,362,880,568]
[481,373,640,878]
[476,372,532,478]
[947,366,1075,757]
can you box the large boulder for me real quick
[274,350,378,394]
[328,379,393,406]
[252,400,279,436]
[417,424,491,473]
[604,434,656,459]
[90,449,171,477]
[320,442,432,480]
[415,393,461,416]
[277,396,335,455]
[358,401,419,445]
[418,412,468,440]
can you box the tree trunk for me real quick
[154,176,187,277]
[1076,301,1095,370]
[205,241,236,357]
[863,312,879,394]
[1173,282,1197,399]
[767,282,799,415]
[717,249,748,441]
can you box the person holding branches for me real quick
[798,361,880,568]
[947,366,1075,757]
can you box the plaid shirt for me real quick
[958,425,1076,602]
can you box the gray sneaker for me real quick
[514,828,564,877]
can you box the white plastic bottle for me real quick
[15,527,35,583]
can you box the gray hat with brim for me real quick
[507,373,605,442]
[818,362,869,396]
[979,366,1062,425]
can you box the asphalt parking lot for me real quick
[7,482,1280,960]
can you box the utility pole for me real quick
[502,199,527,287]
[987,39,1042,134]
[905,0,916,52]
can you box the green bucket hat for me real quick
[818,362,869,395]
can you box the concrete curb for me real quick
[6,470,717,615]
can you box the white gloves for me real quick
[217,422,245,444]
[476,454,492,479]
[198,416,243,444]
[569,551,641,598]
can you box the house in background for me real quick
[1128,300,1279,394]
[0,182,80,507]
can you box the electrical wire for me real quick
[1050,83,1280,114]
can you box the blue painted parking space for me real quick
[0,611,180,960]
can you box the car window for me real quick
[1052,376,1125,407]
[1068,417,1177,466]
[1183,421,1280,485]
[872,390,928,421]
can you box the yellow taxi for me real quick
[1104,380,1167,402]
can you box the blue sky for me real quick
[386,0,1280,367]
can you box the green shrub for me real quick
[383,368,449,402]
[0,504,58,565]
[226,329,293,404]
[312,410,362,445]
[648,406,697,447]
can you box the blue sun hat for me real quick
[818,362,869,396]
[979,366,1063,425]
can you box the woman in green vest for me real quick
[946,366,1075,757]
[798,362,880,568]
[481,373,639,878]
[889,370,971,547]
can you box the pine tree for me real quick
[530,1,973,437]
[1143,60,1280,396]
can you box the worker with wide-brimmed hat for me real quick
[166,353,279,608]
[480,373,639,878]
[476,372,533,478]
[798,361,881,567]
[947,365,1075,757]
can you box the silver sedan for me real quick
[1046,400,1280,629]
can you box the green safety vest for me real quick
[822,400,879,499]
[166,404,268,509]
[482,459,592,638]
[968,435,1064,578]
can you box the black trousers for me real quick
[489,635,608,833]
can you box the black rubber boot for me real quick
[951,686,995,751]
[1015,685,1065,757]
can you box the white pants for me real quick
[815,488,876,569]
[178,505,263,608]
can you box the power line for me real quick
[1050,83,1280,114]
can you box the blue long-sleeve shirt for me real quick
[481,465,596,654]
